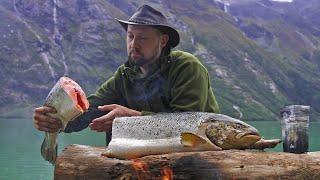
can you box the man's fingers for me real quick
[36,120,61,130]
[33,113,60,125]
[101,120,113,132]
[34,106,57,114]
[92,120,113,132]
[33,111,62,132]
[90,111,116,131]
[34,120,60,133]
[92,110,116,124]
[89,116,105,130]
[90,104,141,132]
[89,117,105,129]
[98,104,118,112]
[89,122,104,131]
[94,120,113,132]
[91,116,106,124]
[37,126,58,133]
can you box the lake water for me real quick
[0,117,319,180]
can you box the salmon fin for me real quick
[180,132,208,147]
[180,132,222,150]
[41,135,57,165]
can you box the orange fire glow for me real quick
[132,159,148,172]
[162,166,173,180]
[131,159,149,180]
[131,160,173,180]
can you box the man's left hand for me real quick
[89,104,142,132]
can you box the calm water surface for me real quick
[0,117,319,179]
[0,117,105,180]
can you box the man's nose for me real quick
[131,37,139,48]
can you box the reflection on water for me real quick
[0,118,319,179]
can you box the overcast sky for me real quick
[271,0,293,2]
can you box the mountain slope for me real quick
[0,0,319,120]
[215,0,320,118]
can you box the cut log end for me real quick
[55,144,320,180]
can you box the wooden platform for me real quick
[54,144,320,180]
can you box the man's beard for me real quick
[128,51,148,66]
[128,46,162,67]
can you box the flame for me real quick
[131,160,173,180]
[162,167,173,180]
[132,159,149,180]
[132,159,148,172]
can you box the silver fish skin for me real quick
[104,112,280,159]
[41,77,89,165]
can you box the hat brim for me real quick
[116,18,180,48]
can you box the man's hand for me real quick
[33,106,62,133]
[89,104,142,132]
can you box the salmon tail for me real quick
[41,132,58,165]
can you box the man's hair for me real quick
[156,26,173,56]
[162,44,172,56]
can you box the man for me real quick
[33,5,220,145]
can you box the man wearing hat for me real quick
[33,5,220,144]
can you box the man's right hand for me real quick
[33,106,62,133]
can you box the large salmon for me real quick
[103,112,281,159]
[41,77,89,164]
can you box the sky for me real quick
[271,0,293,2]
[224,0,294,3]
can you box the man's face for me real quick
[127,25,169,67]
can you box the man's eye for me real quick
[127,35,134,40]
[139,37,148,40]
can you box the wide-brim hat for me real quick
[115,5,180,48]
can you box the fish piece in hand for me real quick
[41,77,89,164]
[103,112,281,159]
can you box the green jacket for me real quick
[64,50,219,143]
[90,50,219,113]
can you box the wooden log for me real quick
[55,144,320,180]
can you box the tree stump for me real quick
[54,144,320,180]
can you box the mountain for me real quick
[213,0,320,119]
[0,0,319,121]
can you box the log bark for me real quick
[55,144,320,180]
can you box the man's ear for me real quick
[160,34,169,48]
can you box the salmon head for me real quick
[205,119,261,150]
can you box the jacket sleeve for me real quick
[64,70,124,133]
[169,56,220,113]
